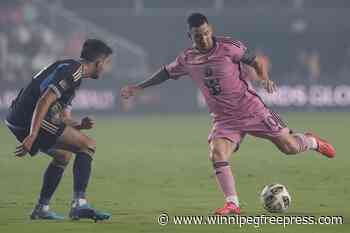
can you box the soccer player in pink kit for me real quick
[121,13,336,215]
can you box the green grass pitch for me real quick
[0,113,349,233]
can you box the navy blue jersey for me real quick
[7,59,82,128]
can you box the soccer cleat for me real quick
[69,202,111,222]
[214,202,241,215]
[30,205,64,220]
[305,132,336,158]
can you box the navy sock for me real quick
[38,163,64,205]
[73,152,92,199]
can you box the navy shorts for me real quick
[6,119,66,156]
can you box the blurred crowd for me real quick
[0,0,85,83]
[1,0,349,85]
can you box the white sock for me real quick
[308,136,318,150]
[42,205,50,212]
[72,198,87,207]
[226,195,239,207]
[78,198,87,206]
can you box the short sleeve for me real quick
[228,40,248,63]
[164,54,188,80]
[43,63,82,98]
[64,104,73,112]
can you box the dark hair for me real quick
[187,13,209,29]
[80,39,113,62]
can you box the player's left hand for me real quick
[80,116,95,130]
[261,79,277,94]
[120,85,142,99]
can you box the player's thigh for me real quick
[269,130,299,154]
[208,121,244,161]
[54,126,96,153]
[248,109,297,153]
[209,138,237,161]
[253,128,298,153]
[44,148,73,167]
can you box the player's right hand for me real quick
[261,79,277,94]
[79,116,95,130]
[16,134,36,157]
[120,85,142,99]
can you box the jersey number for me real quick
[203,67,221,96]
[204,78,222,96]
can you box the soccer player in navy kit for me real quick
[5,39,112,221]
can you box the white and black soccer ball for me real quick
[260,183,291,213]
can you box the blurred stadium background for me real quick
[0,1,349,233]
[1,0,350,115]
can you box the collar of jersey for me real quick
[192,37,218,56]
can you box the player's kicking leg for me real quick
[30,149,72,220]
[209,138,241,215]
[269,130,336,158]
[53,126,111,221]
[250,110,336,157]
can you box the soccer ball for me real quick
[260,183,291,213]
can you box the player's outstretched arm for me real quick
[120,68,170,99]
[21,88,58,154]
[249,54,276,94]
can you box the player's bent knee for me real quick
[80,137,96,155]
[80,139,96,158]
[86,138,96,150]
[281,141,299,155]
[52,152,72,168]
[210,146,228,162]
[274,135,300,155]
[282,149,294,155]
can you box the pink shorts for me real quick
[208,110,290,149]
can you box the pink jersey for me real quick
[165,36,268,123]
